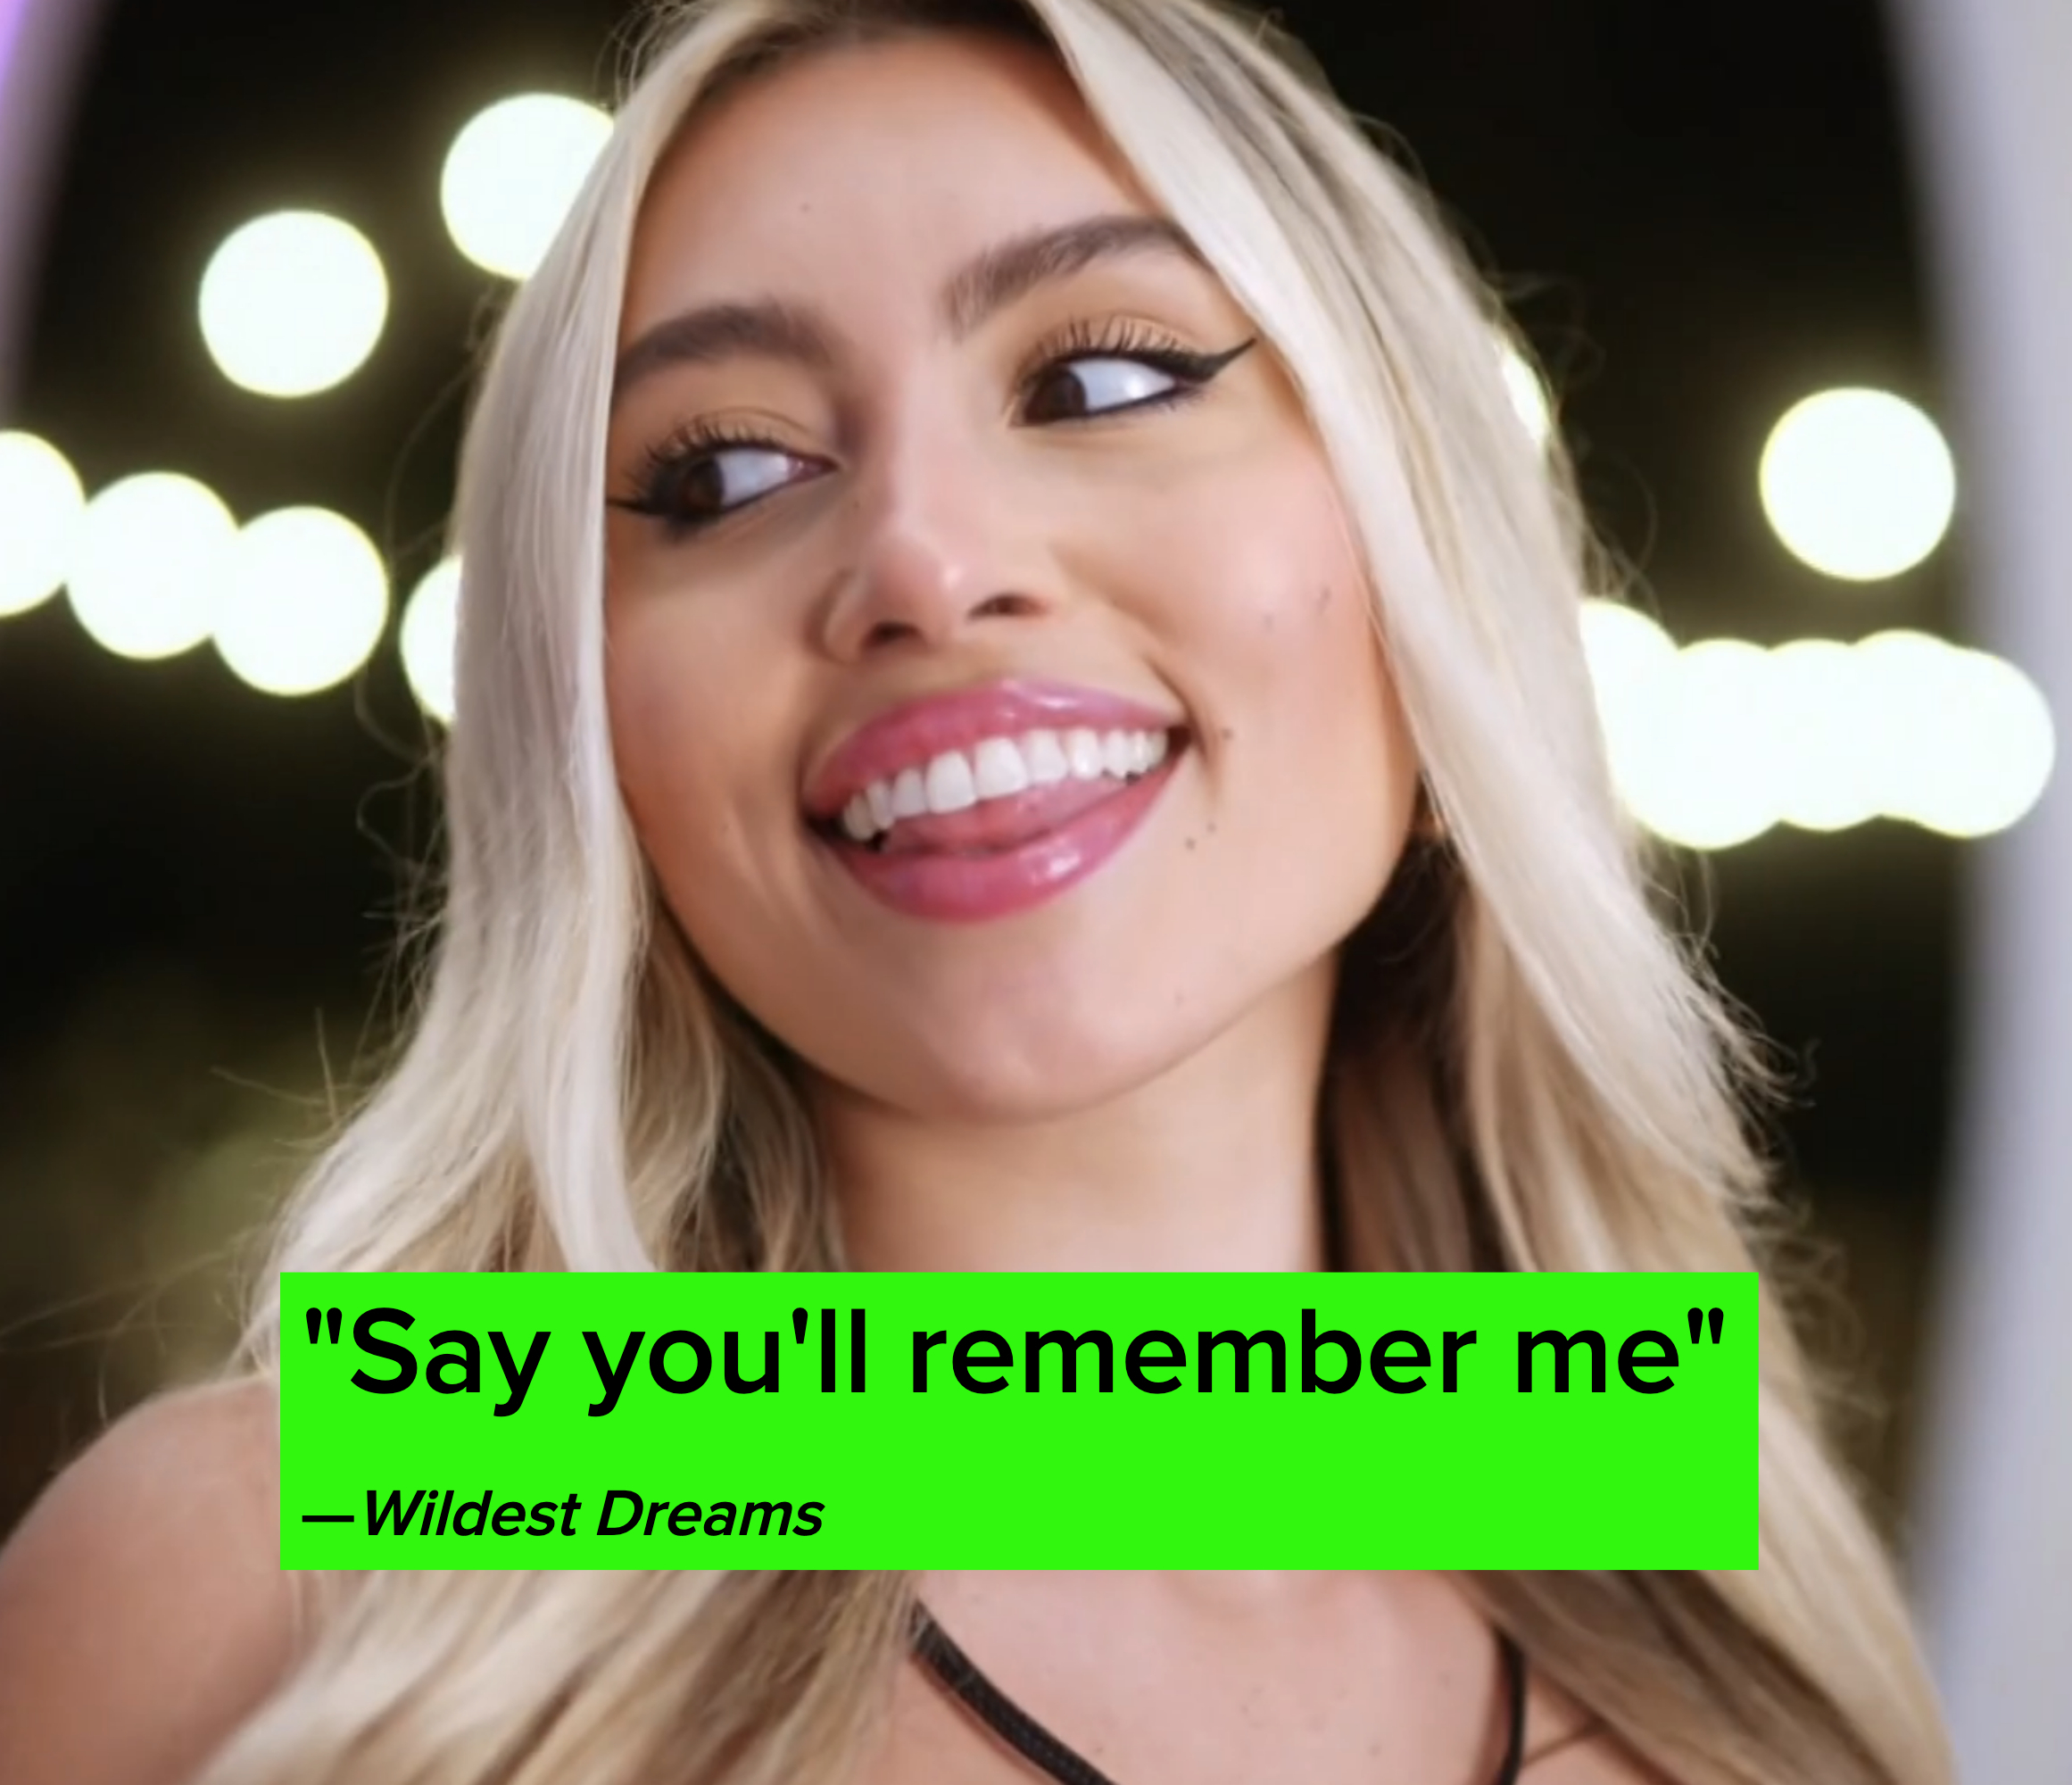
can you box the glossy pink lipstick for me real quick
[803,678,1186,922]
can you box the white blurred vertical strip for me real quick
[1886,0,2072,1776]
[0,0,112,417]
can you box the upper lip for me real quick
[801,676,1186,821]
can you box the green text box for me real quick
[279,1271,1756,1569]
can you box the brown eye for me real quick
[613,434,826,541]
[1022,354,1185,425]
[665,445,809,523]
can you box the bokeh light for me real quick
[198,211,389,398]
[1579,598,1677,812]
[1856,630,2055,835]
[1623,639,1785,851]
[67,472,238,660]
[1759,387,1956,580]
[1765,638,1883,831]
[440,95,612,279]
[1498,339,1554,450]
[1579,611,2055,848]
[213,507,389,696]
[401,556,461,724]
[0,431,86,617]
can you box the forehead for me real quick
[623,31,1159,334]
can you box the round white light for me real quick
[1497,339,1554,450]
[1917,650,2054,835]
[1579,598,1678,814]
[401,556,461,723]
[0,431,86,617]
[214,507,389,696]
[199,211,389,398]
[1766,638,1884,831]
[1853,631,2054,836]
[1852,629,1968,827]
[1620,639,1784,851]
[67,472,237,659]
[440,95,612,279]
[1759,387,1955,581]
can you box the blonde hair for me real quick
[196,2,1952,1781]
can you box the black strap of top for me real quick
[912,1603,1531,1785]
[912,1607,1124,1785]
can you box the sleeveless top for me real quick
[911,1605,1530,1785]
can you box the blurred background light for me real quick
[1767,637,1884,831]
[197,210,388,398]
[1579,596,1678,814]
[1857,629,2055,836]
[1498,337,1554,449]
[439,94,611,279]
[1581,613,2056,849]
[401,554,460,723]
[1856,627,1967,826]
[212,506,388,696]
[66,470,236,659]
[1760,386,1956,580]
[1627,637,1786,850]
[0,429,84,616]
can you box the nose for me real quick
[816,420,1055,660]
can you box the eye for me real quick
[1015,323,1258,428]
[1022,354,1185,424]
[610,425,826,539]
[670,445,808,519]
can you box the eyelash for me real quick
[611,318,1255,542]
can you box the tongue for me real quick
[875,773,1139,856]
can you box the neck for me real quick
[815,961,1339,1272]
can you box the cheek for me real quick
[603,596,788,932]
[1123,454,1417,889]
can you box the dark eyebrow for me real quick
[940,212,1206,339]
[610,212,1206,407]
[611,301,840,405]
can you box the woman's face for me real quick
[604,30,1420,1121]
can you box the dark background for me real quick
[0,0,1952,1543]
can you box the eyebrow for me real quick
[610,212,1205,406]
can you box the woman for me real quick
[0,0,1954,1781]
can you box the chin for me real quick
[840,983,1228,1125]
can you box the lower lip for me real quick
[818,760,1178,922]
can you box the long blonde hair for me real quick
[197,2,1952,1780]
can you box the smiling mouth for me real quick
[808,724,1185,858]
[806,721,1189,923]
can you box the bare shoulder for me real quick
[0,1377,298,1785]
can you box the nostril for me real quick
[862,617,924,650]
[970,591,1040,621]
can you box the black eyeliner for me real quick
[1182,336,1259,378]
[609,332,1261,536]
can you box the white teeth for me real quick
[830,726,1173,844]
[972,736,1031,800]
[924,751,978,814]
[1025,730,1070,785]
